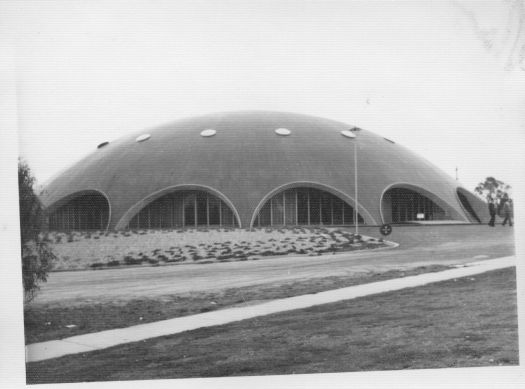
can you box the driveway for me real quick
[33,225,515,305]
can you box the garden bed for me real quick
[43,227,389,271]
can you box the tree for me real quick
[19,159,55,302]
[474,177,512,204]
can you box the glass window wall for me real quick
[48,193,110,231]
[127,190,238,229]
[254,187,364,227]
[388,188,446,222]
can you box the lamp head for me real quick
[340,130,356,138]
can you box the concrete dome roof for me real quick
[41,111,488,229]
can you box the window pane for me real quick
[184,192,196,226]
[343,202,354,224]
[173,193,183,227]
[284,189,296,225]
[271,193,284,225]
[221,201,235,226]
[333,197,343,224]
[208,196,221,225]
[159,196,171,228]
[309,189,321,224]
[321,192,332,225]
[258,201,271,226]
[196,192,208,226]
[297,189,309,224]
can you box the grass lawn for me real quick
[26,267,519,383]
[24,265,449,344]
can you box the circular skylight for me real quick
[340,130,356,138]
[135,134,151,142]
[275,128,291,136]
[97,141,109,149]
[200,129,216,137]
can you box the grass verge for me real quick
[26,268,518,383]
[25,265,449,344]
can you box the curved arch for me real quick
[456,187,483,223]
[250,181,377,227]
[379,182,468,224]
[45,189,112,232]
[115,184,242,230]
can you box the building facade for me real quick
[41,111,488,231]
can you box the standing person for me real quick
[488,197,496,227]
[498,193,509,216]
[502,198,513,227]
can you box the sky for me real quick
[3,0,525,192]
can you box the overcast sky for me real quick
[4,0,525,192]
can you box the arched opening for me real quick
[126,190,239,229]
[382,187,448,223]
[47,192,110,231]
[253,187,364,227]
[456,188,482,223]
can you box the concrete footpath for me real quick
[26,256,516,363]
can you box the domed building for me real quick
[41,111,488,231]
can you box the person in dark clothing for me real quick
[502,199,513,226]
[498,193,509,216]
[488,197,496,227]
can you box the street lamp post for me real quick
[353,132,358,236]
[341,128,360,236]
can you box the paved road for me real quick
[34,225,515,305]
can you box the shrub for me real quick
[165,255,183,262]
[124,256,142,265]
[19,160,55,303]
